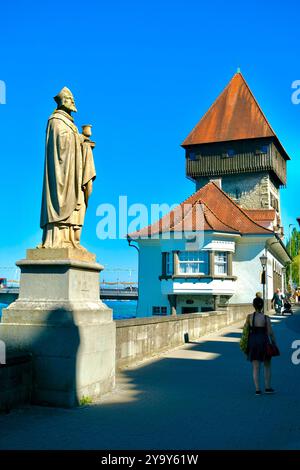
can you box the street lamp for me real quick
[260,254,268,313]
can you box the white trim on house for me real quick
[161,279,236,296]
[203,240,235,252]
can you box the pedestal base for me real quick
[27,247,96,263]
[0,250,116,408]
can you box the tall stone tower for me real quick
[182,72,290,233]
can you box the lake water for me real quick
[0,303,7,321]
[106,300,137,319]
[0,300,137,321]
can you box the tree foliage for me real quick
[286,228,300,288]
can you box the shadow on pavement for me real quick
[0,313,300,450]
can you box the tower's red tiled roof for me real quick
[129,181,273,239]
[244,209,276,222]
[182,72,285,151]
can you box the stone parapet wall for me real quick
[115,304,253,369]
[0,351,32,412]
[0,305,255,409]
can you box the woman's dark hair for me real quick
[253,296,264,311]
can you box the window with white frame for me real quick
[178,251,209,275]
[166,252,173,275]
[214,252,228,275]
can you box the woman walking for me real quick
[244,297,278,395]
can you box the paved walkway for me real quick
[1,311,300,450]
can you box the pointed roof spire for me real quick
[182,73,287,156]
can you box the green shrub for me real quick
[79,396,93,406]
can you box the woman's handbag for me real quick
[240,321,250,354]
[266,337,280,357]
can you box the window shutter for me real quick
[162,252,167,277]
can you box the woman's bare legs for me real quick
[252,360,261,391]
[264,359,272,389]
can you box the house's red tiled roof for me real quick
[182,72,281,147]
[129,181,274,238]
[244,209,276,222]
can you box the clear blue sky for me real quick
[0,0,299,282]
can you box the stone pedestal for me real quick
[0,249,116,408]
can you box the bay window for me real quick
[214,252,228,275]
[162,250,232,277]
[178,251,209,275]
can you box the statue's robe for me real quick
[40,110,96,232]
[82,139,96,206]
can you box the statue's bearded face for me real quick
[62,94,77,113]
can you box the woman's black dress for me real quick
[247,312,269,362]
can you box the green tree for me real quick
[286,228,300,288]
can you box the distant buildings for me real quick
[129,72,291,316]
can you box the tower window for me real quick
[222,149,235,158]
[235,188,241,199]
[256,145,268,155]
[270,193,279,211]
[189,152,196,160]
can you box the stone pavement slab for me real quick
[0,312,300,450]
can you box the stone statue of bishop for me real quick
[40,87,96,249]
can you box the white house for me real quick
[129,72,291,316]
